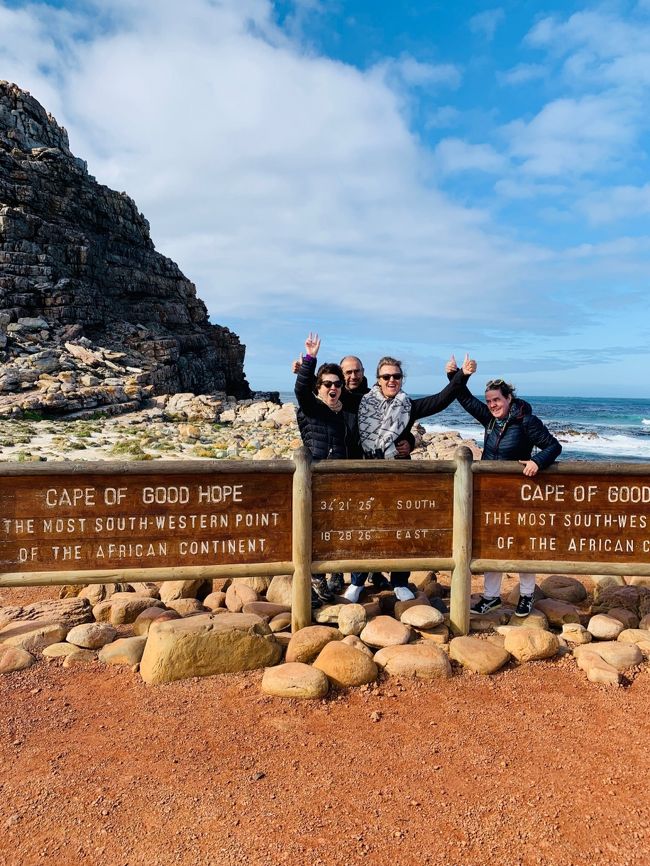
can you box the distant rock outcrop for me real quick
[0,81,251,417]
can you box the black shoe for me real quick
[430,598,449,615]
[470,595,502,615]
[371,574,390,591]
[312,577,335,604]
[327,573,344,595]
[514,594,535,617]
[311,586,322,609]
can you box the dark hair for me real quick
[485,378,516,399]
[376,356,404,379]
[315,363,344,392]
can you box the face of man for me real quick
[340,356,364,391]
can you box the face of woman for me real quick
[318,375,342,408]
[378,364,403,399]
[485,388,512,420]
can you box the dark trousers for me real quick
[350,571,409,588]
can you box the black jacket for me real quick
[295,357,362,460]
[455,387,561,469]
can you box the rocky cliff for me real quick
[0,81,251,417]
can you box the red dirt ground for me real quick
[1,584,649,866]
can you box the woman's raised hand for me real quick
[445,354,458,374]
[461,353,477,375]
[304,332,321,358]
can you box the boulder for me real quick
[574,641,643,672]
[0,621,67,654]
[313,641,378,687]
[399,605,444,630]
[159,579,209,603]
[0,645,36,673]
[412,625,449,644]
[285,626,342,664]
[539,574,587,604]
[242,601,291,619]
[374,644,452,679]
[638,614,650,630]
[269,612,292,633]
[503,628,559,663]
[63,649,97,667]
[0,597,92,631]
[66,622,117,649]
[360,616,411,649]
[164,598,207,616]
[94,596,164,626]
[341,635,375,658]
[139,613,282,684]
[504,610,549,630]
[449,636,510,674]
[203,592,227,611]
[225,582,259,612]
[133,607,180,636]
[265,574,293,607]
[261,663,329,699]
[591,574,626,602]
[239,576,273,595]
[617,628,650,651]
[574,648,620,686]
[98,636,148,667]
[337,604,367,637]
[42,642,81,659]
[561,623,592,645]
[607,608,639,630]
[393,592,431,620]
[588,614,625,641]
[534,598,580,626]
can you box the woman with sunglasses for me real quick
[446,358,561,617]
[295,332,362,606]
[348,354,476,602]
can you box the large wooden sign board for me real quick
[312,473,454,560]
[473,473,650,562]
[0,472,292,572]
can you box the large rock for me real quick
[239,576,273,595]
[503,610,549,630]
[98,636,148,666]
[606,608,639,629]
[588,614,625,641]
[0,597,92,631]
[449,636,510,674]
[225,583,259,612]
[503,628,559,663]
[133,607,180,636]
[360,616,411,649]
[539,574,587,604]
[265,575,293,607]
[399,605,444,630]
[534,598,580,626]
[0,645,35,673]
[574,641,643,672]
[313,641,378,687]
[617,628,650,651]
[561,623,592,645]
[374,644,452,679]
[261,663,329,699]
[337,604,367,637]
[139,613,282,684]
[66,622,117,649]
[574,648,620,686]
[93,595,165,626]
[159,580,209,603]
[285,626,342,664]
[0,621,67,654]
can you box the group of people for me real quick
[293,332,562,618]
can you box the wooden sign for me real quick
[473,473,650,563]
[312,472,454,560]
[0,471,292,573]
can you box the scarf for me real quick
[358,384,412,459]
[317,394,342,413]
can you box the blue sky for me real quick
[2,0,650,397]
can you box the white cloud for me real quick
[469,8,505,41]
[434,138,506,175]
[577,183,650,224]
[374,55,462,90]
[498,63,546,86]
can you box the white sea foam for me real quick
[643,418,650,426]
[423,423,650,460]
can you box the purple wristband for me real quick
[304,354,314,361]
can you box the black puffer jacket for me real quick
[455,387,561,468]
[295,357,362,460]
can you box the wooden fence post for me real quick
[291,447,313,632]
[450,446,473,636]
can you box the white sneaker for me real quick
[393,586,415,602]
[343,584,363,603]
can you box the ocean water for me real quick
[280,392,650,463]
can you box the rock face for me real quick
[0,81,251,417]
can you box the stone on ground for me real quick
[413,625,449,644]
[261,663,329,699]
[539,574,587,604]
[337,604,367,636]
[239,576,272,595]
[360,616,411,649]
[449,636,510,674]
[139,613,281,684]
[63,648,97,667]
[203,591,227,611]
[592,574,625,602]
[341,635,375,658]
[265,574,293,607]
[99,636,148,667]
[574,648,620,686]
[313,641,378,687]
[164,598,206,616]
[159,579,209,603]
[66,622,117,649]
[269,612,292,633]
[588,614,625,640]
[505,610,549,630]
[606,608,639,629]
[374,643,451,679]
[617,628,650,651]
[535,598,581,626]
[399,605,444,629]
[225,582,259,612]
[93,594,164,625]
[0,645,35,673]
[285,625,342,664]
[0,621,67,654]
[42,642,81,659]
[503,628,559,662]
[561,623,592,645]
[575,641,643,671]
[242,601,291,619]
[133,607,180,636]
[312,604,345,624]
[0,597,92,631]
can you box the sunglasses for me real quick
[379,373,403,381]
[320,380,342,389]
[486,378,506,389]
